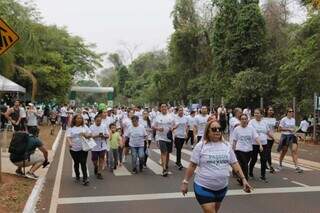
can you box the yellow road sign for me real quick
[0,18,19,55]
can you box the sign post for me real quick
[0,18,20,55]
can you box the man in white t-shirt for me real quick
[60,104,68,130]
[153,103,174,177]
[194,106,209,143]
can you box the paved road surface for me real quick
[37,132,320,213]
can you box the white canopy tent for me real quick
[0,74,26,93]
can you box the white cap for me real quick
[107,107,112,111]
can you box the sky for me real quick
[30,0,306,68]
[32,0,176,66]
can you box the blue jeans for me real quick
[131,147,145,171]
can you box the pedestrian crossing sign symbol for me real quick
[0,18,19,55]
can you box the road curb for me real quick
[22,128,62,213]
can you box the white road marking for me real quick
[58,186,320,204]
[283,177,289,180]
[49,134,67,213]
[291,181,310,187]
[71,161,90,178]
[146,157,163,175]
[113,165,132,176]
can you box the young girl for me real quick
[90,115,109,179]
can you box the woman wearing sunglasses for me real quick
[233,114,262,184]
[278,108,303,173]
[181,121,252,213]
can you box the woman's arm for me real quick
[181,162,197,196]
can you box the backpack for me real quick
[9,132,29,163]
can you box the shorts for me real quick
[125,137,130,148]
[194,182,227,205]
[159,140,173,153]
[91,150,106,161]
[14,152,45,167]
[277,134,297,152]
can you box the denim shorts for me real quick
[194,182,228,205]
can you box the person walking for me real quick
[278,108,303,173]
[263,106,277,173]
[90,115,108,179]
[248,109,270,182]
[66,114,92,185]
[173,106,188,170]
[141,110,152,167]
[128,115,147,173]
[181,121,252,213]
[186,110,196,149]
[233,114,262,184]
[108,123,121,171]
[194,106,210,143]
[26,103,38,136]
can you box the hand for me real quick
[259,145,263,152]
[242,179,253,193]
[181,183,188,196]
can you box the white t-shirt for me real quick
[233,126,258,152]
[27,110,38,126]
[90,124,108,151]
[102,116,115,130]
[248,119,269,145]
[263,117,277,140]
[122,117,132,137]
[299,120,309,132]
[154,113,174,142]
[187,115,197,131]
[141,119,152,141]
[19,107,26,118]
[66,125,91,151]
[128,125,147,147]
[174,115,188,139]
[195,114,209,137]
[279,117,296,135]
[60,107,68,117]
[191,141,237,191]
[229,117,240,141]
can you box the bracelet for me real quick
[182,179,189,184]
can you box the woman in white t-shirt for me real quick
[173,107,189,170]
[233,114,262,184]
[128,115,147,173]
[278,108,303,173]
[141,110,153,167]
[66,114,92,185]
[263,106,277,173]
[181,121,252,213]
[296,116,310,141]
[90,115,109,179]
[248,108,271,182]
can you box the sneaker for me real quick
[260,176,269,183]
[113,165,117,170]
[25,172,38,180]
[75,176,80,182]
[82,179,89,186]
[96,173,103,180]
[178,164,183,170]
[15,168,24,176]
[277,165,283,171]
[270,167,275,174]
[191,145,194,149]
[162,169,168,177]
[295,167,303,173]
[132,168,137,174]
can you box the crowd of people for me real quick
[3,99,310,213]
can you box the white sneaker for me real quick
[25,172,38,180]
[277,165,283,171]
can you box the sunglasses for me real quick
[210,127,221,132]
[288,111,293,113]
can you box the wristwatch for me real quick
[182,179,189,184]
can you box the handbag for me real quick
[81,137,97,151]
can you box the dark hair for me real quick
[109,123,116,129]
[94,114,102,120]
[131,115,139,121]
[254,108,263,114]
[302,116,308,121]
[143,111,151,128]
[265,106,274,117]
[71,114,84,127]
[240,113,248,120]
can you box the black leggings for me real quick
[185,130,194,145]
[249,144,267,178]
[235,150,251,180]
[70,150,88,180]
[174,137,185,164]
[266,139,274,167]
[118,146,123,163]
[144,140,151,165]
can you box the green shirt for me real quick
[109,132,120,149]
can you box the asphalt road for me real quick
[37,133,320,213]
